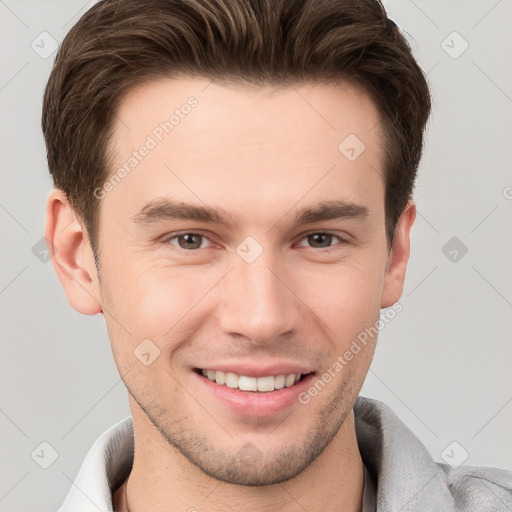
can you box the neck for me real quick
[114,406,365,512]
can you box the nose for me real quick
[216,249,299,346]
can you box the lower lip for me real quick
[194,371,316,417]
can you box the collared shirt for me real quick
[57,396,512,511]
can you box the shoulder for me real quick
[438,462,512,511]
[354,396,512,510]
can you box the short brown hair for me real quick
[42,0,431,260]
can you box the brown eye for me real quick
[306,233,334,248]
[299,232,342,249]
[178,234,202,249]
[167,233,209,250]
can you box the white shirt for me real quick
[57,396,511,511]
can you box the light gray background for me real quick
[1,0,511,510]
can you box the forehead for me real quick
[112,77,383,148]
[103,77,385,229]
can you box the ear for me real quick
[381,200,416,308]
[44,188,102,315]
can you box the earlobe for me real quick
[380,201,416,309]
[44,189,102,315]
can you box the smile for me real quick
[197,369,311,392]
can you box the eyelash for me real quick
[161,230,348,253]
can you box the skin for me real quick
[45,78,415,511]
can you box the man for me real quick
[42,0,511,510]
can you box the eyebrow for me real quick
[131,198,369,229]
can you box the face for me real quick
[70,78,411,485]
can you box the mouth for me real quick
[194,368,314,393]
[193,366,317,417]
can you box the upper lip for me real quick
[195,363,314,377]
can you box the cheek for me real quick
[101,258,209,343]
[135,269,208,331]
[296,260,385,342]
[101,263,213,382]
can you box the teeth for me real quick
[285,374,296,387]
[257,376,275,392]
[274,375,286,389]
[201,370,303,392]
[239,376,257,391]
[215,370,226,385]
[225,372,239,389]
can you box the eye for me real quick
[164,232,212,250]
[296,232,344,250]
